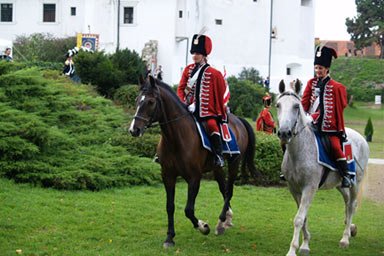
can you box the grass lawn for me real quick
[1,178,383,256]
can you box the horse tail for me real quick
[238,116,260,182]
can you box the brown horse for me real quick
[129,75,257,248]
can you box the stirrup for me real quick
[341,176,351,188]
[215,155,225,167]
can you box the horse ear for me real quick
[294,79,301,95]
[149,75,156,88]
[138,75,145,90]
[279,80,285,94]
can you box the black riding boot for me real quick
[210,134,225,167]
[336,160,351,188]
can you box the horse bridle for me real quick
[133,87,190,129]
[278,91,307,137]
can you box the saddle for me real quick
[196,119,240,156]
[312,125,355,187]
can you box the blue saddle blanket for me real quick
[195,121,240,155]
[314,133,356,179]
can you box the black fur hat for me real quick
[190,34,212,56]
[314,46,337,68]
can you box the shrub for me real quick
[227,76,269,118]
[364,117,374,140]
[75,50,123,97]
[13,33,77,63]
[254,132,283,185]
[114,84,139,109]
[75,48,145,98]
[110,48,146,84]
[0,67,161,190]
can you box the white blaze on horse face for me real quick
[129,95,146,133]
[278,96,297,132]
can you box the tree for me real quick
[364,117,374,141]
[238,67,263,84]
[346,0,384,58]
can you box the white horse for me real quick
[276,80,369,256]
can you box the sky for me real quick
[315,0,357,41]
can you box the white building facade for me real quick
[0,0,315,92]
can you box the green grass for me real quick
[344,102,384,158]
[1,178,383,256]
[266,101,384,158]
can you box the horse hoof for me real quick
[224,222,233,228]
[299,248,310,255]
[197,220,210,235]
[215,226,226,235]
[339,241,349,248]
[163,241,175,248]
[351,224,357,237]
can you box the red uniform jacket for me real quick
[177,63,227,122]
[256,108,275,134]
[302,77,347,135]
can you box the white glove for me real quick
[188,103,196,113]
[304,113,313,125]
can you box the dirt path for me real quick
[362,162,384,205]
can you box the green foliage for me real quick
[364,117,374,137]
[345,0,384,58]
[238,67,264,84]
[75,50,123,98]
[227,76,269,118]
[0,67,161,190]
[75,48,145,98]
[113,84,139,109]
[332,57,384,101]
[109,48,146,84]
[13,33,77,62]
[254,132,283,185]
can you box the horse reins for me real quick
[133,87,190,129]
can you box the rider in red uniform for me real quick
[256,94,276,134]
[177,33,227,167]
[301,45,351,188]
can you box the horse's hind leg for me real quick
[184,178,210,235]
[163,174,177,248]
[216,159,239,235]
[337,184,358,247]
[214,168,233,235]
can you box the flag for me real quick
[151,56,155,75]
[77,33,99,51]
[223,66,230,107]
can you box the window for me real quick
[71,7,76,16]
[286,68,291,75]
[215,19,222,25]
[124,7,133,24]
[179,10,182,18]
[301,0,311,7]
[1,3,12,22]
[43,4,56,22]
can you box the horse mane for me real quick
[154,79,188,111]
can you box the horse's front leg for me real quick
[287,186,317,256]
[185,178,210,235]
[163,174,176,248]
